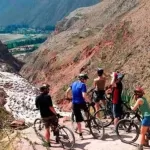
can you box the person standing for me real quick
[35,84,58,147]
[131,87,150,150]
[111,73,124,129]
[93,68,106,112]
[66,73,91,140]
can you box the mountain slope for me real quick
[20,0,150,101]
[0,0,100,28]
[0,41,23,72]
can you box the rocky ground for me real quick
[9,121,149,150]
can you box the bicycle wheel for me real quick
[94,108,113,127]
[116,119,140,144]
[89,117,104,140]
[58,125,75,150]
[33,118,45,141]
[71,110,90,131]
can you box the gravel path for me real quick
[15,120,149,150]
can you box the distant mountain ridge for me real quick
[0,0,100,28]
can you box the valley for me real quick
[0,33,48,60]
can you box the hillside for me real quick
[0,41,23,72]
[20,0,150,101]
[0,0,100,28]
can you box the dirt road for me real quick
[14,120,149,150]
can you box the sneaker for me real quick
[143,140,150,147]
[79,133,84,140]
[42,142,51,147]
[74,127,78,133]
[79,135,84,140]
[137,144,143,150]
[55,136,59,143]
[110,128,117,134]
[85,123,89,128]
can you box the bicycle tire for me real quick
[89,117,105,140]
[116,119,140,144]
[94,108,114,127]
[58,125,75,150]
[33,118,45,141]
[71,104,96,130]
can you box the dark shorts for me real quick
[113,104,122,118]
[42,116,58,128]
[73,103,88,122]
[93,90,105,102]
[141,116,150,126]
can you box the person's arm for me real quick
[49,107,57,115]
[48,95,57,115]
[35,97,39,109]
[82,84,91,103]
[131,99,143,111]
[93,79,96,89]
[66,87,71,99]
[82,92,91,103]
[103,73,110,80]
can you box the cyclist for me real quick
[35,84,58,147]
[131,87,150,150]
[93,68,106,112]
[66,73,92,140]
[111,73,124,129]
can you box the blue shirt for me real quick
[70,81,87,104]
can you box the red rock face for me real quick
[20,0,150,104]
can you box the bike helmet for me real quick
[78,73,89,80]
[97,68,104,76]
[40,84,50,91]
[117,73,124,80]
[134,87,145,95]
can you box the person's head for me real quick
[97,68,104,77]
[40,84,50,94]
[78,73,89,83]
[134,87,144,99]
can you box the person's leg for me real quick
[94,91,100,111]
[45,127,50,142]
[113,104,119,128]
[99,90,106,108]
[95,102,100,114]
[44,121,51,147]
[77,122,82,133]
[100,100,106,109]
[139,116,150,147]
[139,126,148,147]
[73,103,84,139]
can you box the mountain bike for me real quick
[116,110,142,144]
[34,110,75,150]
[94,95,135,127]
[71,102,104,140]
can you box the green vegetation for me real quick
[6,36,47,49]
[122,90,133,104]
[11,46,39,55]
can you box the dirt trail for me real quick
[14,120,149,150]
